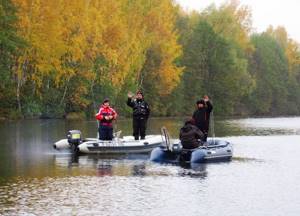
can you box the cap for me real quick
[136,90,143,96]
[103,98,110,104]
[196,99,205,105]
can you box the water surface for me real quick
[0,117,300,215]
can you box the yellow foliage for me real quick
[204,0,254,53]
[12,0,182,105]
[266,26,300,75]
[286,39,300,74]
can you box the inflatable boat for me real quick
[54,130,163,154]
[150,139,233,163]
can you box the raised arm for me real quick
[203,95,213,113]
[127,97,134,108]
[126,92,134,108]
[206,101,213,113]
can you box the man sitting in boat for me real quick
[179,119,205,149]
[95,98,118,140]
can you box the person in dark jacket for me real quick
[95,98,117,140]
[179,119,204,149]
[127,90,150,140]
[192,95,213,142]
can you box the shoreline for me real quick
[1,114,300,122]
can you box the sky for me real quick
[175,0,300,43]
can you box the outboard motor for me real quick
[67,130,82,154]
[171,143,182,153]
[179,149,192,162]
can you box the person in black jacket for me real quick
[179,119,204,149]
[192,95,213,142]
[127,90,150,140]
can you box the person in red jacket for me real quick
[95,98,117,140]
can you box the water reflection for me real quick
[226,117,300,135]
[178,163,208,178]
[1,117,300,215]
[55,154,208,178]
[97,161,113,177]
[131,163,147,176]
[1,117,299,179]
[232,156,265,163]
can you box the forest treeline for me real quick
[1,0,300,119]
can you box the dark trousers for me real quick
[197,123,209,142]
[99,125,113,140]
[202,132,208,142]
[133,117,147,140]
[200,129,208,142]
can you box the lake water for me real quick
[0,117,300,216]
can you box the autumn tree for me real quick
[8,0,182,117]
[265,26,300,114]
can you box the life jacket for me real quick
[95,105,117,127]
[130,99,149,118]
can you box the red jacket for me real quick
[95,105,117,127]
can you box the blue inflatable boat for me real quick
[150,139,233,164]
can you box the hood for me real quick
[181,124,193,132]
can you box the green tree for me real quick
[0,0,24,118]
[181,20,252,115]
[247,33,289,115]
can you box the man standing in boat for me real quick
[127,90,150,140]
[192,95,213,142]
[95,98,117,140]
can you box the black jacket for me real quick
[127,98,150,119]
[179,123,204,149]
[192,101,213,132]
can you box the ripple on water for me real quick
[1,118,300,216]
[0,165,209,216]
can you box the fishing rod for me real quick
[210,109,216,145]
[90,79,99,139]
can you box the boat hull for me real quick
[150,139,233,163]
[79,142,161,154]
[54,135,163,154]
